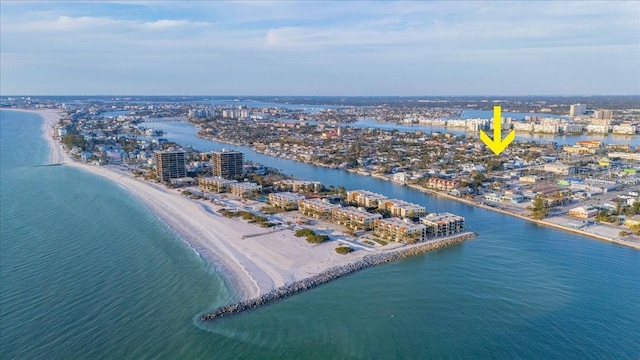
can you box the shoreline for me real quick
[13,108,477,306]
[11,107,636,309]
[192,127,640,250]
[405,184,640,250]
[201,231,477,322]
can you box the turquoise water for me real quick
[2,110,639,358]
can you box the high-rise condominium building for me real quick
[154,150,187,182]
[211,150,244,179]
[593,109,612,120]
[569,104,587,116]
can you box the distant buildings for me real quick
[154,150,186,182]
[612,125,636,135]
[563,140,605,154]
[211,150,243,179]
[542,163,577,175]
[593,109,613,120]
[570,104,587,116]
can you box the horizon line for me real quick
[3,94,640,98]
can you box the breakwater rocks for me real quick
[200,232,477,322]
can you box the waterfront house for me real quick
[500,194,526,204]
[484,193,502,203]
[568,206,598,219]
[427,178,459,191]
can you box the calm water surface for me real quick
[1,111,638,359]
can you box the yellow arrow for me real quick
[480,105,515,155]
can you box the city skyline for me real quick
[1,1,639,96]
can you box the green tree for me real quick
[295,228,315,237]
[62,133,86,150]
[335,246,353,254]
[529,195,549,220]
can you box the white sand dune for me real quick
[21,109,369,300]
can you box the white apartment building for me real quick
[276,179,323,193]
[268,192,306,210]
[379,199,426,218]
[229,182,262,198]
[346,190,388,208]
[332,207,382,230]
[612,125,636,135]
[421,213,465,237]
[199,176,238,193]
[298,198,341,219]
[373,218,427,243]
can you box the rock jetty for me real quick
[200,232,477,322]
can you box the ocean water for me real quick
[1,110,639,359]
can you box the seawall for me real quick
[200,231,477,322]
[405,184,640,250]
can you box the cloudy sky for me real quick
[1,1,638,96]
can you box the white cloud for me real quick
[1,1,638,95]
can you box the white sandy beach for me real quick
[21,108,371,299]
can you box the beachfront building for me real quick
[276,179,323,193]
[229,182,262,198]
[379,199,426,219]
[199,176,237,193]
[346,190,388,208]
[332,206,382,230]
[421,213,465,238]
[373,218,427,244]
[211,149,244,179]
[268,192,306,210]
[568,206,598,219]
[426,178,459,192]
[154,150,186,182]
[298,198,341,219]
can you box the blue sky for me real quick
[1,1,638,96]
